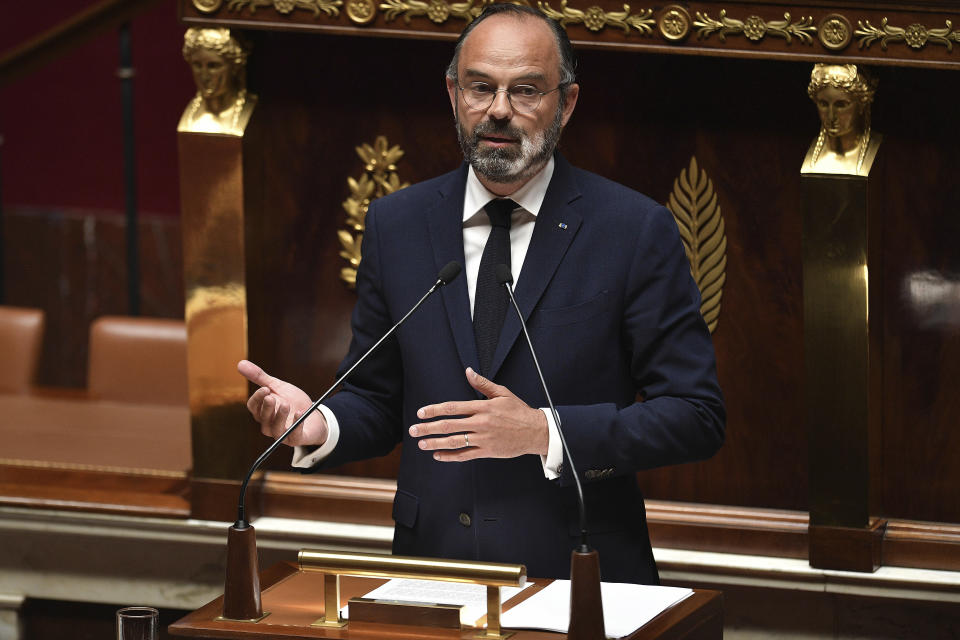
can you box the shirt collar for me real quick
[463,156,555,223]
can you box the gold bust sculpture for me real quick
[801,64,881,177]
[178,28,256,136]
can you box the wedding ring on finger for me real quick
[464,433,470,448]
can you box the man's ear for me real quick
[446,76,458,116]
[560,83,579,127]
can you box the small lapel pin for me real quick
[558,222,568,230]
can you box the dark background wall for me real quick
[0,1,192,387]
[239,30,960,524]
[2,4,959,525]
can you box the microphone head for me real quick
[438,261,463,285]
[496,264,513,285]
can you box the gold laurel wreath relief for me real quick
[538,1,654,34]
[227,0,343,17]
[666,157,727,333]
[380,0,488,23]
[339,137,409,288]
[694,9,816,44]
[856,18,959,52]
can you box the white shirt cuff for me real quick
[539,407,563,480]
[291,404,340,468]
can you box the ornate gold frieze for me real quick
[380,0,488,24]
[666,157,726,334]
[193,0,224,12]
[184,1,960,65]
[346,0,377,23]
[227,0,343,17]
[818,13,852,51]
[339,136,409,288]
[856,18,958,52]
[658,5,691,42]
[537,1,654,35]
[694,10,816,45]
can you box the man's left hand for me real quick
[409,367,549,461]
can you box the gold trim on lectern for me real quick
[298,550,525,638]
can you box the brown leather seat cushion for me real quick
[0,306,45,393]
[88,316,188,406]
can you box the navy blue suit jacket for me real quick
[316,155,725,584]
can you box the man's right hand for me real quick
[237,359,328,448]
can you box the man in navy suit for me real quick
[239,3,724,584]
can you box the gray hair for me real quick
[445,4,577,88]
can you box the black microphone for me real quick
[495,264,589,550]
[497,264,604,640]
[235,260,463,526]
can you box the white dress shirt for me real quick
[293,158,563,479]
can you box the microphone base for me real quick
[568,547,604,640]
[221,522,268,622]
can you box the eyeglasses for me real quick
[457,82,563,113]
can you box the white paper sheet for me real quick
[344,577,532,627]
[499,580,693,638]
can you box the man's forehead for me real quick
[458,15,559,76]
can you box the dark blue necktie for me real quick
[474,198,516,376]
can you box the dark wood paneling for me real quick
[5,5,959,543]
[261,472,396,527]
[2,208,184,388]
[883,520,960,572]
[646,501,809,559]
[238,35,960,524]
[0,464,189,517]
[878,66,960,525]
[240,33,812,512]
[809,520,886,572]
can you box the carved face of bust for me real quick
[813,85,862,139]
[188,48,235,104]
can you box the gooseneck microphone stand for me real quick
[221,262,462,621]
[497,264,604,639]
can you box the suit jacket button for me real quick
[458,512,472,527]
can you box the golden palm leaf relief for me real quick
[339,136,409,288]
[666,156,727,333]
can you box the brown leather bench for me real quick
[87,316,189,406]
[0,306,45,394]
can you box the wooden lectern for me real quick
[170,562,722,640]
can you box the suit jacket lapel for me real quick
[428,164,480,376]
[487,156,583,380]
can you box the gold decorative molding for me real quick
[339,136,409,288]
[666,156,727,334]
[346,0,377,23]
[658,5,691,42]
[193,0,224,12]
[380,0,488,24]
[694,10,816,45]
[818,13,852,51]
[856,18,958,52]
[226,0,343,17]
[537,1,654,35]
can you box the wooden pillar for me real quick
[178,118,265,522]
[802,172,885,572]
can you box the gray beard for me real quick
[456,105,564,184]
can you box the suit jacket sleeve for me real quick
[552,203,725,486]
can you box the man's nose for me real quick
[487,90,514,120]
